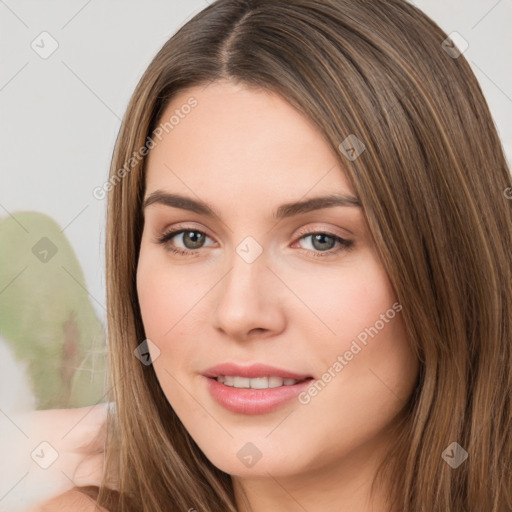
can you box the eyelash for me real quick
[155,226,354,259]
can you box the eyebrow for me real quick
[143,190,361,220]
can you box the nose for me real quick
[212,244,286,341]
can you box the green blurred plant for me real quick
[0,211,108,409]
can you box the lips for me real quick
[204,375,314,415]
[201,362,315,415]
[202,362,313,381]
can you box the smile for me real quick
[215,375,303,388]
[205,376,314,415]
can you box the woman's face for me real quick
[137,80,418,482]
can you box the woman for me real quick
[40,0,512,510]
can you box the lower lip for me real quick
[204,376,313,415]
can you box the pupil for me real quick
[313,234,334,251]
[184,231,204,249]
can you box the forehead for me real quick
[145,80,355,204]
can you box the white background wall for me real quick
[1,0,511,327]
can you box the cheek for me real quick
[294,250,415,396]
[136,249,202,404]
[136,247,201,340]
[283,250,399,351]
[315,265,416,428]
[136,256,172,340]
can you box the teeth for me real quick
[269,376,284,388]
[216,376,299,389]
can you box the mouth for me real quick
[202,363,315,414]
[202,362,314,383]
[202,364,315,415]
[210,375,313,389]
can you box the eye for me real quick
[155,227,214,256]
[293,228,354,259]
[154,226,354,259]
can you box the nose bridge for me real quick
[222,238,267,306]
[213,235,281,336]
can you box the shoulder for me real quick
[35,489,110,512]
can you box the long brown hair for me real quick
[76,1,512,510]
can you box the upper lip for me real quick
[202,363,313,381]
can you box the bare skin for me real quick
[137,80,419,511]
[1,404,111,511]
[33,488,108,512]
